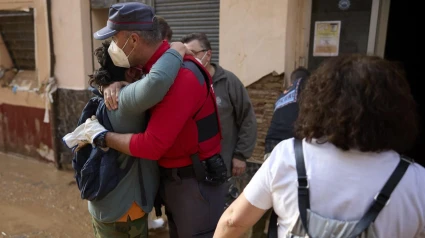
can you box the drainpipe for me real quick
[46,0,61,169]
[90,2,94,71]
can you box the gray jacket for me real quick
[212,63,257,175]
[88,49,183,222]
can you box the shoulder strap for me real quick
[268,142,412,238]
[182,60,211,119]
[268,138,309,238]
[348,156,412,238]
[76,97,101,126]
[267,210,278,238]
[294,138,310,235]
[182,60,212,181]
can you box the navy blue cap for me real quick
[94,2,155,40]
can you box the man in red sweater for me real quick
[83,2,227,237]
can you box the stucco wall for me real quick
[91,8,109,70]
[51,0,92,90]
[0,1,53,163]
[219,0,289,86]
[0,0,33,10]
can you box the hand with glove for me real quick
[62,122,89,150]
[62,115,109,152]
[84,116,109,149]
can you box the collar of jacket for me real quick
[211,63,227,84]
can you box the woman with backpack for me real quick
[213,54,425,238]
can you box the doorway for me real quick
[302,0,423,164]
[384,0,423,165]
[307,0,374,70]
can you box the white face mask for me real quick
[108,37,135,68]
[196,51,208,67]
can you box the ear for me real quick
[130,32,139,45]
[206,50,213,62]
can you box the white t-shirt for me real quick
[244,138,425,238]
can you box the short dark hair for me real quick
[290,66,310,84]
[181,32,212,51]
[156,15,173,41]
[295,54,419,153]
[88,41,126,88]
[290,66,311,93]
[131,17,162,46]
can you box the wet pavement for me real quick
[0,153,168,238]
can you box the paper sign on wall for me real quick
[313,21,341,57]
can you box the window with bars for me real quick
[0,9,35,70]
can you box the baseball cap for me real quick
[93,2,155,40]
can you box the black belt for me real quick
[159,165,196,180]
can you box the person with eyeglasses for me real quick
[69,3,228,237]
[182,33,258,212]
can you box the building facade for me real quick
[2,0,411,167]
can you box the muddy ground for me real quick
[0,153,168,238]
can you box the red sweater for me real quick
[129,41,221,168]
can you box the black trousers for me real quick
[159,170,227,238]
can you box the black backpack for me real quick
[71,93,145,204]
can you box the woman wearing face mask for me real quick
[63,40,188,237]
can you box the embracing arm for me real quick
[117,48,183,114]
[99,50,184,154]
[104,69,202,159]
[103,42,190,111]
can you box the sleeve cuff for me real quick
[129,133,139,157]
[233,153,247,161]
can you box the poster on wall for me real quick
[313,21,341,57]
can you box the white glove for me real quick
[84,115,108,144]
[62,123,88,149]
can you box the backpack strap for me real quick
[268,140,412,238]
[267,210,278,238]
[182,60,214,182]
[294,138,310,235]
[348,155,412,238]
[182,60,211,119]
[268,138,308,238]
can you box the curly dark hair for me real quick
[88,41,126,89]
[295,54,419,153]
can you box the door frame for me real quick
[293,0,312,69]
[295,0,390,69]
[373,0,391,57]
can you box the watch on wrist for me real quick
[94,131,108,148]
